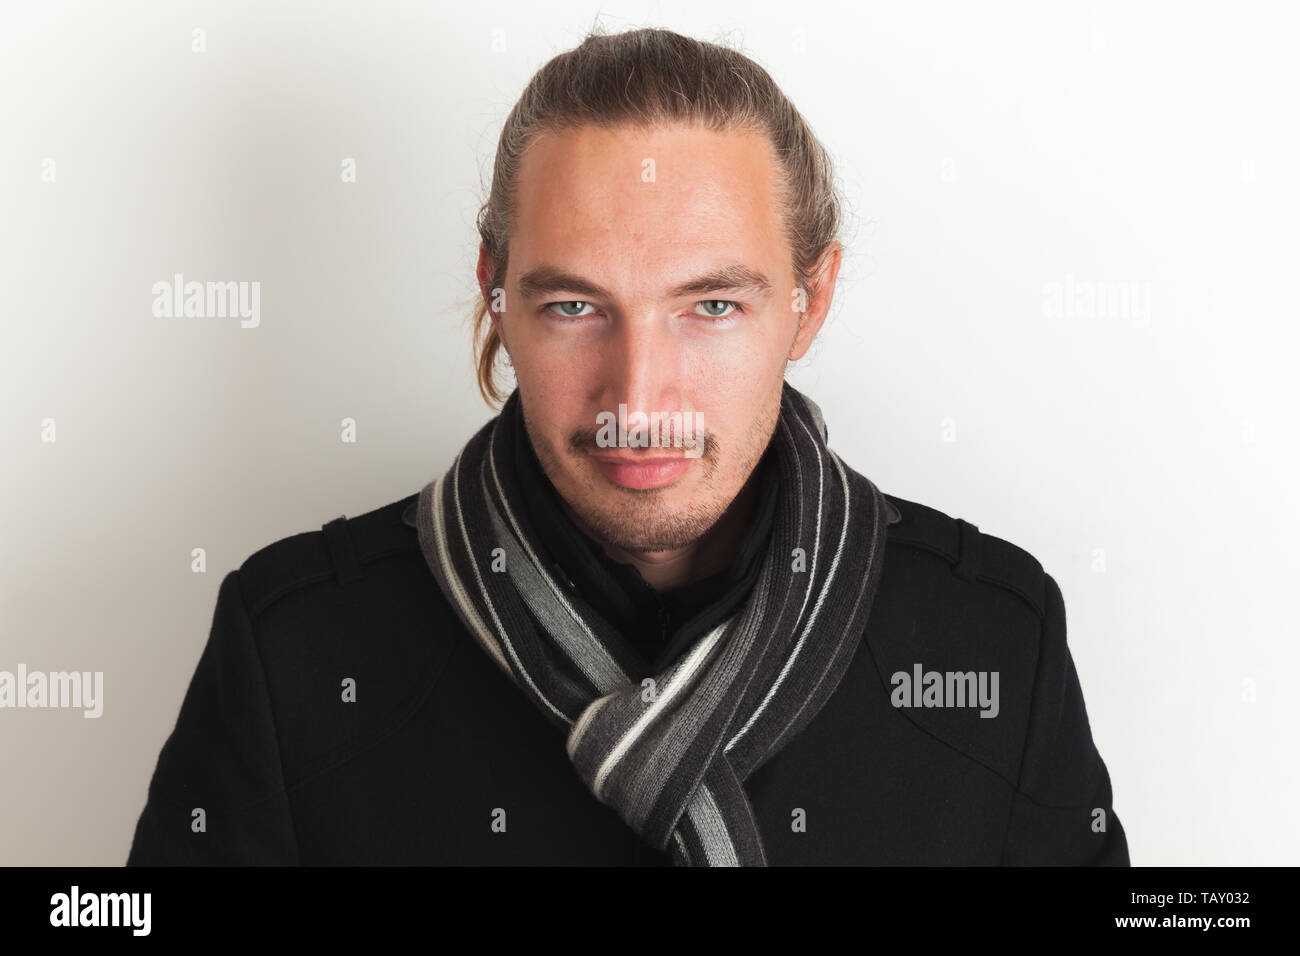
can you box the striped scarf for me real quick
[415,381,889,866]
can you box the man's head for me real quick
[472,28,843,556]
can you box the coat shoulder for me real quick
[881,491,1049,620]
[220,490,452,790]
[866,493,1065,793]
[235,491,422,619]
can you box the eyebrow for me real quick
[517,263,773,301]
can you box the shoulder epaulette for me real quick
[882,492,1047,619]
[237,492,420,619]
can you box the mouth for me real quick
[590,454,693,490]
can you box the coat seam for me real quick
[885,538,1045,620]
[861,633,1019,792]
[998,574,1049,863]
[236,568,303,863]
[244,543,421,619]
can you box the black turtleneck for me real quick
[513,421,779,674]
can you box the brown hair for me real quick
[470,26,846,408]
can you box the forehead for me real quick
[510,123,786,276]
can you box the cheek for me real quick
[513,324,618,384]
[681,322,788,397]
[513,345,600,400]
[515,371,588,447]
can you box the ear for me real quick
[476,243,508,349]
[787,242,842,362]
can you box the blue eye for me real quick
[546,301,596,319]
[694,300,742,320]
[541,299,745,323]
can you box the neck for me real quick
[559,466,762,592]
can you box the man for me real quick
[127,27,1128,866]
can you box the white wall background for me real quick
[2,0,1296,865]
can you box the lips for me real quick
[591,454,692,490]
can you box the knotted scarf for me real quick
[415,381,889,866]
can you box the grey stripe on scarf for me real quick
[416,381,889,866]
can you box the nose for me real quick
[600,313,685,421]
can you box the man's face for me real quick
[482,122,834,554]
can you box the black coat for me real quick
[125,484,1130,866]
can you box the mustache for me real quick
[568,429,718,459]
